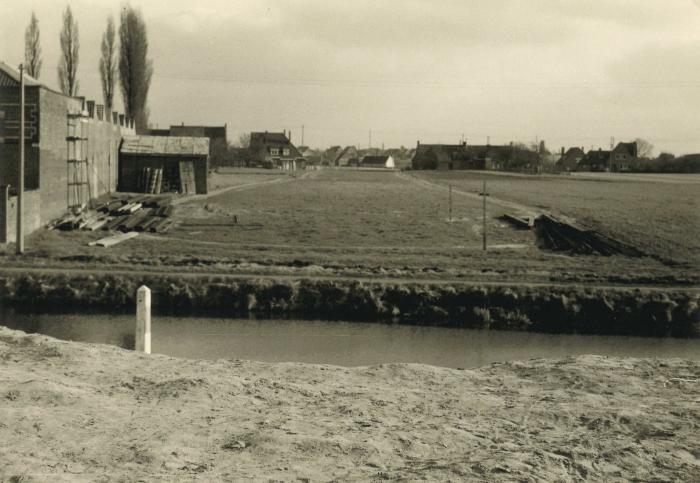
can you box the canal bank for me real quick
[1,326,698,481]
[0,270,698,337]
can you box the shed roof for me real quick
[120,135,210,157]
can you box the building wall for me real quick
[0,83,133,241]
[0,186,41,243]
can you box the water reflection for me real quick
[1,308,698,368]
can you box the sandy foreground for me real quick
[1,327,699,482]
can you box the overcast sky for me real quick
[1,0,700,154]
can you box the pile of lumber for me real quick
[138,167,164,194]
[52,194,176,235]
[534,214,643,256]
[500,213,535,230]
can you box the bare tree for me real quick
[634,138,654,159]
[58,5,79,96]
[99,16,117,114]
[235,132,251,148]
[119,6,153,133]
[24,11,42,78]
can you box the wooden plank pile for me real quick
[52,194,176,235]
[534,214,644,256]
[500,213,534,230]
[138,167,164,194]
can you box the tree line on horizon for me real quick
[22,6,153,133]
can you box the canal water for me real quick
[1,310,698,368]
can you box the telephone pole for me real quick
[301,125,305,146]
[482,181,487,251]
[17,64,25,255]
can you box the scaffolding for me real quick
[66,111,89,211]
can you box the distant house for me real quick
[576,142,638,172]
[297,146,323,166]
[333,146,360,167]
[579,149,612,172]
[609,142,638,172]
[556,147,585,172]
[412,142,472,170]
[249,131,306,170]
[360,155,395,168]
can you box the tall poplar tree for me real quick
[58,5,80,96]
[24,11,42,78]
[119,6,153,133]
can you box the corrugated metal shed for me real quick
[121,135,210,157]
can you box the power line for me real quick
[149,71,700,90]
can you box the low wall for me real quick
[0,186,41,243]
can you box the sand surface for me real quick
[1,327,699,482]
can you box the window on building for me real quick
[283,149,290,156]
[270,148,280,156]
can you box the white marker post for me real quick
[136,286,151,354]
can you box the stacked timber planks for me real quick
[51,194,177,235]
[534,214,644,256]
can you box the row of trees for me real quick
[23,6,153,133]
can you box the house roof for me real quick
[249,131,303,158]
[613,141,637,157]
[334,146,358,163]
[120,135,210,157]
[0,60,69,96]
[170,125,227,140]
[581,149,611,163]
[0,60,43,87]
[361,155,391,164]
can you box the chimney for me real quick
[561,147,565,156]
[86,100,95,118]
[416,140,420,148]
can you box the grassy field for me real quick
[1,168,697,287]
[411,170,700,264]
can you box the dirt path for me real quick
[398,171,541,218]
[0,264,697,293]
[172,170,314,206]
[1,327,698,481]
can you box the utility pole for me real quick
[301,125,304,147]
[482,180,487,251]
[17,64,25,255]
[448,184,452,222]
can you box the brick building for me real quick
[0,60,134,242]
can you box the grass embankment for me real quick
[1,272,698,337]
[411,170,700,264]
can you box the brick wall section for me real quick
[37,89,132,225]
[38,88,82,222]
[0,84,133,241]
